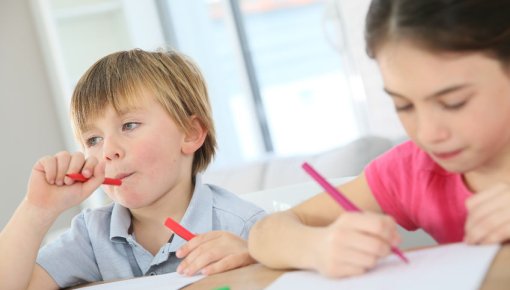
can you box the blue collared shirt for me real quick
[36,177,266,288]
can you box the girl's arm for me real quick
[248,172,401,277]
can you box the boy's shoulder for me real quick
[205,183,266,221]
[75,203,116,230]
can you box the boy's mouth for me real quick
[114,172,134,180]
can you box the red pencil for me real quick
[164,217,196,241]
[302,162,409,263]
[65,173,122,186]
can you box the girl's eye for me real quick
[85,136,102,148]
[395,103,414,112]
[443,100,467,110]
[122,122,140,131]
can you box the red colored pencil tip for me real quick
[65,173,122,186]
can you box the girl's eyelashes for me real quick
[442,100,467,110]
[395,103,414,112]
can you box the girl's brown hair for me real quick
[365,0,510,63]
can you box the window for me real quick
[31,0,368,168]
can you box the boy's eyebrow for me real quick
[384,84,472,100]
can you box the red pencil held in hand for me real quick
[65,173,122,186]
[164,217,196,241]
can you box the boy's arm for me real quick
[248,173,401,277]
[0,152,104,290]
[0,201,59,290]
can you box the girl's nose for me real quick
[417,115,450,145]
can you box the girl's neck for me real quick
[464,150,510,192]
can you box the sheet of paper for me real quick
[78,272,204,290]
[266,243,499,290]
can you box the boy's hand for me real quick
[465,183,510,244]
[176,231,256,276]
[26,151,105,217]
[311,212,400,278]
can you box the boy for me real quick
[0,49,265,290]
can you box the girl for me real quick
[249,0,510,278]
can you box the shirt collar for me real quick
[110,203,132,242]
[108,175,214,250]
[168,175,213,252]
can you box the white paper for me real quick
[78,272,204,290]
[266,243,500,290]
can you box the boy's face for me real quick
[376,40,510,174]
[80,93,193,209]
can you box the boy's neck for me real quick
[130,179,194,229]
[127,179,194,255]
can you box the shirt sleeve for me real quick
[364,142,418,230]
[240,210,266,239]
[37,211,101,288]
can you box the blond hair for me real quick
[71,49,217,177]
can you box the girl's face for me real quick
[376,40,510,173]
[80,92,193,209]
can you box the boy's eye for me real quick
[122,122,140,131]
[85,136,102,147]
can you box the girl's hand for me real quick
[176,231,256,276]
[25,151,105,217]
[465,183,510,244]
[311,212,401,278]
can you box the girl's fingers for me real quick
[336,213,398,246]
[466,191,510,230]
[342,230,392,258]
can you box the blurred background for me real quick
[0,0,405,235]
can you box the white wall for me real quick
[0,0,79,233]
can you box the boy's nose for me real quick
[103,139,124,161]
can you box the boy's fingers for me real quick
[201,253,253,276]
[177,240,213,273]
[65,153,85,185]
[81,157,99,178]
[181,247,227,276]
[38,156,57,184]
[55,151,71,186]
[177,232,219,258]
[81,161,104,195]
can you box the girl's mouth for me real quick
[432,149,463,160]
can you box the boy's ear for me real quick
[182,116,207,155]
